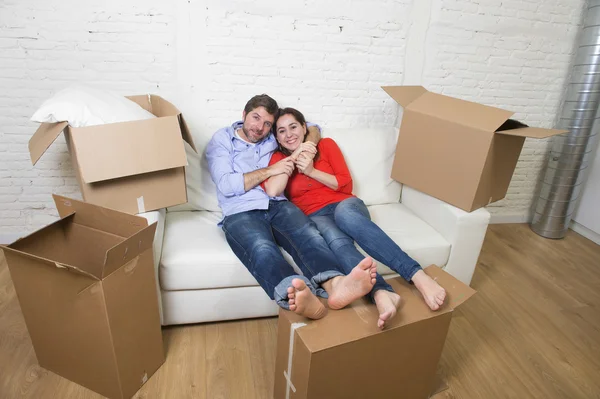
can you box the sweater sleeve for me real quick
[320,138,353,193]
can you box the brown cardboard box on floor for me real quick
[29,95,197,214]
[382,86,567,212]
[273,265,475,399]
[0,195,165,399]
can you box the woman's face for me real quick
[276,114,306,152]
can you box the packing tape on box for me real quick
[284,322,307,399]
[137,196,146,214]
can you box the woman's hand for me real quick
[290,142,317,162]
[295,153,314,176]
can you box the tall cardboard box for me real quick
[1,195,165,399]
[274,266,475,399]
[382,86,567,212]
[29,95,197,214]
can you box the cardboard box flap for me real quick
[102,222,157,278]
[382,86,428,107]
[409,92,515,132]
[73,117,188,184]
[496,126,568,139]
[282,266,475,353]
[1,245,100,281]
[126,95,197,152]
[126,95,153,114]
[53,195,148,237]
[29,122,69,165]
[178,114,197,153]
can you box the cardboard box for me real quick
[382,86,567,212]
[29,95,197,214]
[1,195,165,399]
[274,266,475,399]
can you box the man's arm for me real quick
[207,130,295,194]
[246,157,295,191]
[305,125,321,145]
[206,133,246,197]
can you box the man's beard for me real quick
[243,126,265,143]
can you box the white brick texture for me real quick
[0,0,586,239]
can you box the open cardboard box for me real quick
[1,195,164,399]
[274,265,475,399]
[29,95,197,214]
[383,86,568,212]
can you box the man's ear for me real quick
[242,111,247,121]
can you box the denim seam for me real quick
[270,224,317,277]
[223,223,277,294]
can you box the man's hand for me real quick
[268,156,295,177]
[290,142,317,162]
[295,153,314,176]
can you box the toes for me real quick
[292,278,306,290]
[290,304,297,311]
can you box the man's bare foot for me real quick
[326,257,377,310]
[373,289,402,330]
[411,269,446,310]
[287,278,327,319]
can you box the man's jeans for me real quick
[222,200,344,309]
[309,196,422,300]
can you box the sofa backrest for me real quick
[321,127,401,206]
[167,125,402,212]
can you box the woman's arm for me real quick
[296,139,352,192]
[263,153,293,197]
[296,154,339,190]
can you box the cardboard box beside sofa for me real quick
[1,196,165,399]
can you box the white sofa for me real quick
[140,127,490,326]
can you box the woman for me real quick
[264,108,446,329]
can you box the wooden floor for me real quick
[1,224,599,398]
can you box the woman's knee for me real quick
[335,197,370,224]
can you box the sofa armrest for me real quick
[138,208,167,324]
[401,185,490,286]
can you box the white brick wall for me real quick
[0,0,586,240]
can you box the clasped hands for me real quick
[271,142,317,177]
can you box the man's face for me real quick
[240,106,275,143]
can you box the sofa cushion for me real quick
[367,203,451,275]
[160,204,451,291]
[323,127,402,206]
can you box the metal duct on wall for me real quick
[531,1,600,239]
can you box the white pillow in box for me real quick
[168,127,221,213]
[323,127,402,206]
[31,84,156,127]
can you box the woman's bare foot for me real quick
[326,257,377,310]
[411,269,446,310]
[287,278,327,319]
[373,289,402,330]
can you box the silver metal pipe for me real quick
[531,1,600,238]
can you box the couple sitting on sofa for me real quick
[206,94,446,329]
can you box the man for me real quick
[206,94,376,319]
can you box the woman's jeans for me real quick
[309,196,422,300]
[222,200,344,309]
